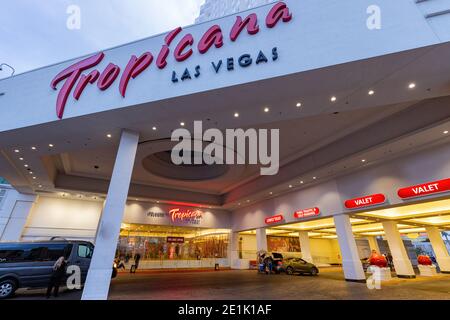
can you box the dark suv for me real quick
[0,240,115,299]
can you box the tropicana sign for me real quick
[50,2,293,119]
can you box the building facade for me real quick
[196,0,274,23]
[1,0,450,299]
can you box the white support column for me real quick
[82,130,139,300]
[298,231,313,263]
[382,221,415,278]
[256,228,267,252]
[367,236,380,253]
[0,191,36,242]
[334,214,366,282]
[426,227,450,273]
[229,231,239,269]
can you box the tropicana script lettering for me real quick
[169,208,203,222]
[50,2,293,119]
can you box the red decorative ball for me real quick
[369,254,388,268]
[418,255,432,266]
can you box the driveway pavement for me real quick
[9,267,450,300]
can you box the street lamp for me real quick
[0,63,15,77]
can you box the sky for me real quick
[0,0,205,79]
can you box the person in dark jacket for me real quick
[130,253,141,273]
[46,256,67,298]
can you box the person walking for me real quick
[130,253,141,273]
[46,256,67,299]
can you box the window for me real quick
[0,243,72,263]
[78,244,93,259]
[0,247,25,263]
[0,189,6,209]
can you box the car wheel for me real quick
[310,268,318,276]
[0,279,17,299]
[286,267,294,275]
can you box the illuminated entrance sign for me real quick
[169,208,203,223]
[50,2,293,119]
[344,194,386,209]
[265,214,284,225]
[398,178,450,199]
[167,237,185,243]
[294,207,320,219]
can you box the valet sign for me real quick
[398,178,450,199]
[50,2,293,119]
[344,194,386,209]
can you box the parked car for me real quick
[0,240,117,299]
[282,257,319,276]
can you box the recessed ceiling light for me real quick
[408,83,416,89]
[362,159,367,163]
[368,90,375,96]
[19,157,24,161]
[32,177,36,180]
[24,164,29,168]
[269,192,273,195]
[331,96,337,102]
[14,149,20,153]
[107,134,112,138]
[152,127,157,131]
[180,122,185,126]
[300,181,304,184]
[31,147,36,150]
[234,113,239,118]
[49,144,54,148]
[313,176,317,180]
[289,185,293,188]
[296,102,302,108]
[444,130,449,135]
[264,107,270,113]
[29,172,33,174]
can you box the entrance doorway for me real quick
[116,224,231,270]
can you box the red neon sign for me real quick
[398,178,450,199]
[344,194,386,209]
[265,214,284,225]
[50,2,293,119]
[294,207,320,219]
[169,208,203,222]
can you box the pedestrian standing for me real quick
[131,253,141,273]
[46,256,67,298]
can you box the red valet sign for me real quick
[50,2,293,119]
[265,214,284,225]
[397,178,450,199]
[294,207,320,219]
[344,194,386,209]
